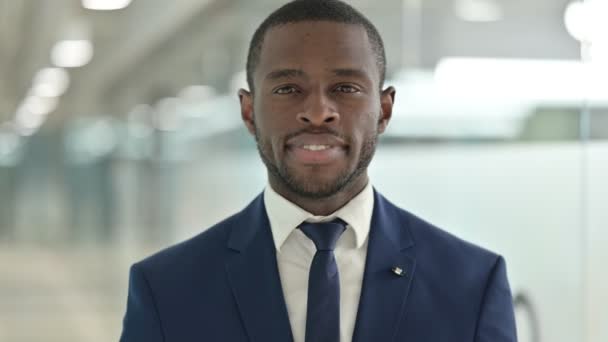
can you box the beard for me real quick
[254,123,378,199]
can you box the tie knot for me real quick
[299,219,346,251]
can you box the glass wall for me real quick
[0,0,605,341]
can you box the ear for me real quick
[238,89,255,136]
[377,86,395,134]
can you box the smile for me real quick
[302,144,331,151]
[288,145,344,165]
[285,133,347,165]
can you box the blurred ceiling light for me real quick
[564,1,588,42]
[15,107,47,135]
[21,96,59,116]
[454,0,503,22]
[65,117,118,164]
[177,85,218,119]
[82,0,132,10]
[154,97,183,131]
[178,85,217,103]
[564,0,608,63]
[31,67,70,97]
[127,104,154,138]
[51,39,94,68]
[564,0,608,43]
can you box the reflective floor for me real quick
[0,244,159,342]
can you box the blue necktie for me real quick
[299,219,346,342]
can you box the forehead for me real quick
[255,21,378,83]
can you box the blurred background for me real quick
[0,0,607,341]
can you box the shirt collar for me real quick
[263,182,374,251]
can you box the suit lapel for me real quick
[225,194,293,342]
[352,190,416,342]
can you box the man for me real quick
[120,1,517,341]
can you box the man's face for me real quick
[240,21,394,199]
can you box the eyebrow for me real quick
[331,68,369,79]
[263,67,372,83]
[265,69,306,81]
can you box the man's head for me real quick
[246,0,387,93]
[239,0,395,202]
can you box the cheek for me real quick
[255,119,285,159]
[350,112,379,138]
[256,100,292,128]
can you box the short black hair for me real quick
[246,0,386,92]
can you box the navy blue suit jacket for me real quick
[120,190,517,341]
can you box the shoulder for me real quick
[133,208,244,279]
[380,193,501,275]
[377,194,516,338]
[409,208,498,263]
[383,195,510,320]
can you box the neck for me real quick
[269,173,369,216]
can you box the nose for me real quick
[296,92,339,126]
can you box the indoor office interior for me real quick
[0,0,606,341]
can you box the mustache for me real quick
[283,127,347,142]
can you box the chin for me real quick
[285,171,353,199]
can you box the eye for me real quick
[334,84,360,93]
[273,86,299,95]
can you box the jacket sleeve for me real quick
[120,263,165,342]
[474,256,518,342]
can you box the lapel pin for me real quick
[391,266,405,277]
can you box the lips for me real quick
[285,133,346,165]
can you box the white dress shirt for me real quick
[263,182,374,342]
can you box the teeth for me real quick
[302,145,330,151]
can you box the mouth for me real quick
[285,134,347,165]
[288,144,344,165]
[300,144,332,151]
